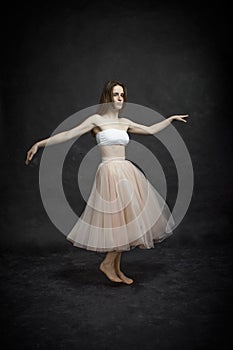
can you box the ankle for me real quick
[101,261,114,267]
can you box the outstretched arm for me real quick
[36,114,97,147]
[126,114,189,134]
[25,114,97,165]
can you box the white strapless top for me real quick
[96,128,130,146]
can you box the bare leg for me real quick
[99,251,123,283]
[114,252,134,285]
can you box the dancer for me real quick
[25,80,188,285]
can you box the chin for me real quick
[111,103,123,111]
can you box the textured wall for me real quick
[1,1,231,251]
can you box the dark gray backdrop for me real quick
[1,1,232,253]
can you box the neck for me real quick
[102,107,120,119]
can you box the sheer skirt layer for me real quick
[66,157,175,252]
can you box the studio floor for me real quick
[1,240,232,350]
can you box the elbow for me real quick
[65,130,75,141]
[147,126,155,135]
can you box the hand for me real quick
[170,114,189,123]
[25,144,38,165]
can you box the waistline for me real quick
[101,156,126,163]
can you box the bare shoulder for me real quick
[89,114,103,134]
[119,117,131,128]
[87,113,101,123]
[121,117,150,134]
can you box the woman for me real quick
[25,80,188,285]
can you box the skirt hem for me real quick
[66,230,174,252]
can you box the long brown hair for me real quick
[90,80,128,137]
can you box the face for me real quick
[112,85,124,110]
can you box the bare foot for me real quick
[116,269,134,285]
[99,262,123,283]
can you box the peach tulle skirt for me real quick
[66,156,175,252]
